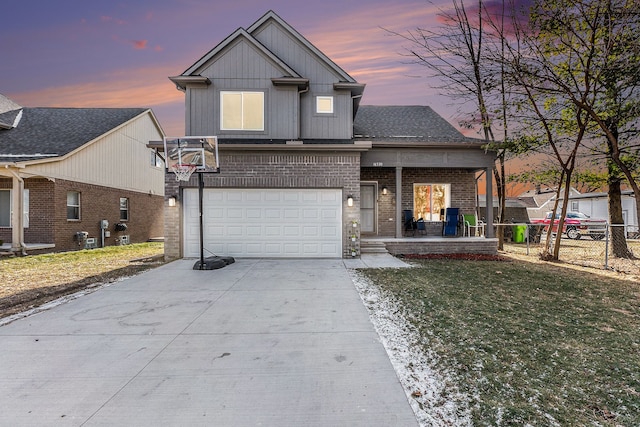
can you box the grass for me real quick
[0,243,164,318]
[360,258,640,426]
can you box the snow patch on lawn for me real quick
[350,269,473,427]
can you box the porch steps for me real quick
[360,240,389,254]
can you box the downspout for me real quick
[297,86,309,140]
[5,166,27,255]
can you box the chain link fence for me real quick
[498,223,640,274]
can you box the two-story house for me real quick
[162,10,496,260]
[0,95,165,254]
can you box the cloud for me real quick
[130,39,148,49]
[100,15,127,25]
[8,64,182,109]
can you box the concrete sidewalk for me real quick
[0,258,417,426]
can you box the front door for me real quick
[360,184,376,234]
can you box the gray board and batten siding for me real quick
[183,19,355,140]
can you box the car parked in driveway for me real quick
[531,211,607,240]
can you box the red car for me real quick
[531,211,607,240]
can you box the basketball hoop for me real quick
[171,163,197,181]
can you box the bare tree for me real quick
[388,0,510,247]
[527,0,639,257]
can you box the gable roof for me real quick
[0,107,148,163]
[0,109,22,130]
[171,10,364,99]
[0,93,22,114]
[0,93,23,129]
[353,105,483,145]
[247,10,357,84]
[180,27,301,79]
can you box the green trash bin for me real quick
[512,225,527,243]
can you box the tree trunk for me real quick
[608,179,633,258]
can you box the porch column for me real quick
[485,166,494,238]
[10,172,24,252]
[395,166,403,238]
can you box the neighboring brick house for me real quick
[162,10,496,260]
[0,96,165,254]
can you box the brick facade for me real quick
[0,178,163,252]
[361,167,477,237]
[163,150,361,260]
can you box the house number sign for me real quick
[373,162,383,167]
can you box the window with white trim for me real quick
[413,184,451,221]
[220,91,264,130]
[316,96,334,114]
[67,191,80,221]
[120,197,129,221]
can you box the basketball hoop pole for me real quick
[198,172,205,270]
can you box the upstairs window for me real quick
[220,91,264,131]
[119,198,129,221]
[316,96,334,114]
[67,191,80,221]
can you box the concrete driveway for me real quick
[0,258,417,426]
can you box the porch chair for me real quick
[416,219,427,235]
[403,209,417,236]
[463,214,485,237]
[442,208,460,236]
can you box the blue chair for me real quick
[403,209,417,236]
[442,208,459,236]
[416,219,426,235]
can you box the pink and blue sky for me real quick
[0,0,469,136]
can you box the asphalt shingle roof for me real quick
[0,107,147,163]
[353,105,481,144]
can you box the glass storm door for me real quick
[360,184,376,233]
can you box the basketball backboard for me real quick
[163,136,219,174]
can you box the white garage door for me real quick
[183,188,342,258]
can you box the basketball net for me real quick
[171,163,197,181]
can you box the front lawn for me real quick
[0,243,164,319]
[359,258,640,426]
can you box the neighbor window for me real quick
[67,191,80,220]
[571,201,579,211]
[119,197,129,221]
[413,184,451,221]
[220,91,264,130]
[151,150,164,168]
[316,96,334,114]
[0,189,30,227]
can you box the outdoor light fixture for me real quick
[382,186,388,195]
[347,195,354,207]
[168,196,176,207]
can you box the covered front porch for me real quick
[362,235,499,256]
